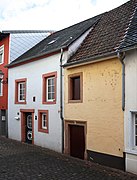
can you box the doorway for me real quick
[20,109,34,144]
[0,110,7,136]
[69,125,85,159]
[25,112,32,144]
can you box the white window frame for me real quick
[46,76,55,102]
[129,111,137,152]
[0,79,3,96]
[0,45,4,64]
[42,113,47,130]
[133,113,137,148]
[18,82,25,102]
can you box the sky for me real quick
[0,0,129,31]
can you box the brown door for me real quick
[69,125,85,159]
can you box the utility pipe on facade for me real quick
[117,51,125,111]
[60,48,64,153]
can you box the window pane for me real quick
[72,76,80,100]
[48,86,52,92]
[135,120,137,124]
[0,54,2,63]
[0,79,2,95]
[18,82,25,101]
[51,78,54,85]
[48,79,51,85]
[51,93,54,99]
[51,86,55,92]
[42,113,47,129]
[136,125,137,135]
[135,115,137,124]
[47,77,55,101]
[48,93,52,100]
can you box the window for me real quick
[134,114,137,147]
[42,72,57,104]
[38,110,49,133]
[130,112,137,150]
[0,79,3,96]
[0,45,4,64]
[47,77,55,101]
[42,113,47,129]
[15,78,27,104]
[18,82,25,102]
[68,72,83,103]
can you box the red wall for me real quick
[0,36,9,110]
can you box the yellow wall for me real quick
[64,58,124,157]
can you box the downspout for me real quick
[60,48,64,153]
[117,51,125,111]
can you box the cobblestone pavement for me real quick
[0,137,137,180]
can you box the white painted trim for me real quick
[42,113,47,130]
[46,76,55,102]
[18,82,25,102]
[0,80,3,96]
[125,149,137,155]
[0,45,4,65]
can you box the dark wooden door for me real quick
[0,110,6,136]
[69,125,85,159]
[25,112,32,144]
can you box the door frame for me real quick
[64,120,87,159]
[20,109,35,144]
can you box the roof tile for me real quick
[67,0,137,65]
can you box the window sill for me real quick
[125,148,137,155]
[42,101,56,105]
[15,101,26,104]
[68,99,83,103]
[38,128,48,133]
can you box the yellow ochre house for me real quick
[63,0,137,171]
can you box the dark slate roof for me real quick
[65,0,137,66]
[119,2,137,50]
[8,15,101,67]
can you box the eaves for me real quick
[6,46,68,68]
[63,51,117,69]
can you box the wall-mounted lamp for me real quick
[0,70,8,84]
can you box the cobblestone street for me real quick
[0,137,137,180]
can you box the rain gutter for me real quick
[60,48,64,153]
[117,51,126,111]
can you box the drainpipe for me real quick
[60,48,64,153]
[117,51,125,111]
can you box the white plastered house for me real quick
[118,5,137,174]
[7,16,100,152]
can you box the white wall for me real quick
[8,28,92,152]
[8,52,67,152]
[124,48,137,174]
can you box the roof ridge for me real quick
[2,30,54,34]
